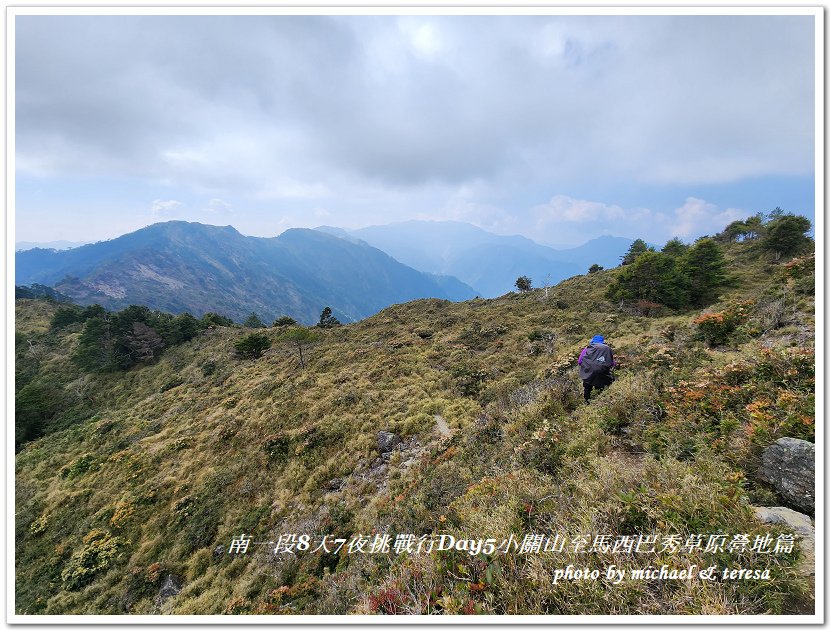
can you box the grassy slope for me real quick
[14,241,815,615]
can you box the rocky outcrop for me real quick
[324,477,346,493]
[377,431,402,455]
[757,437,814,514]
[155,574,183,606]
[753,506,815,577]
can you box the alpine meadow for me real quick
[14,213,816,615]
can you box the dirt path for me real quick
[434,414,452,437]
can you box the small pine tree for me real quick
[515,276,532,292]
[73,315,119,372]
[620,239,652,265]
[273,316,297,327]
[742,214,766,240]
[682,238,728,306]
[588,264,603,274]
[719,220,750,243]
[317,307,341,328]
[170,312,202,344]
[202,312,235,328]
[281,327,321,369]
[607,251,688,309]
[661,237,688,256]
[243,312,266,328]
[50,306,83,330]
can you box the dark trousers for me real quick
[583,373,612,401]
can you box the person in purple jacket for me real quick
[578,334,616,402]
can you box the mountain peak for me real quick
[15,220,476,324]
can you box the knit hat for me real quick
[591,335,605,344]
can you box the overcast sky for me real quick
[14,13,816,247]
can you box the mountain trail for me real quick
[434,414,452,438]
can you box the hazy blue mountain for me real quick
[342,221,633,297]
[313,225,357,241]
[350,221,496,274]
[15,221,477,324]
[15,240,89,251]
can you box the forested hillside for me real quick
[14,215,816,616]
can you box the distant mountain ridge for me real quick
[320,221,633,297]
[14,221,477,324]
[15,240,89,252]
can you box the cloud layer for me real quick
[15,14,816,245]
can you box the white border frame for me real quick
[5,4,824,626]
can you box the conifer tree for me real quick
[243,312,266,328]
[761,214,812,260]
[273,316,297,327]
[620,239,652,265]
[515,276,532,292]
[281,327,321,368]
[682,238,727,306]
[317,307,341,328]
[661,237,688,256]
[608,251,688,309]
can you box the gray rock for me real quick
[757,437,815,513]
[377,431,401,454]
[753,506,815,576]
[325,477,345,492]
[121,590,138,613]
[155,574,183,606]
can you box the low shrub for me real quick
[693,301,752,347]
[61,529,126,590]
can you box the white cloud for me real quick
[671,197,748,238]
[528,194,749,246]
[150,199,185,217]
[532,195,629,223]
[400,19,446,59]
[16,15,814,195]
[205,198,233,214]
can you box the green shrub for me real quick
[61,529,126,590]
[201,360,217,376]
[29,513,49,536]
[234,332,272,359]
[50,306,83,330]
[451,364,488,397]
[202,312,235,327]
[59,453,98,479]
[160,376,184,393]
[264,434,291,465]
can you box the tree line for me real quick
[513,209,811,311]
[607,209,811,309]
[48,304,233,373]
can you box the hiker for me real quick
[578,334,616,402]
